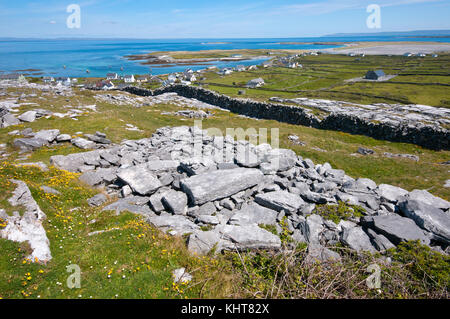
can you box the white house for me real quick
[248,65,258,71]
[43,76,54,83]
[106,73,119,80]
[288,62,302,69]
[167,74,177,84]
[185,73,197,82]
[124,75,135,83]
[97,80,115,90]
[235,65,246,72]
[247,78,265,88]
[136,75,149,83]
[55,77,72,86]
[219,68,233,75]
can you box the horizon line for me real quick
[1,29,450,41]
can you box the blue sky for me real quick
[0,0,449,38]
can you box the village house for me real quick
[96,80,115,90]
[167,74,177,84]
[262,61,272,68]
[403,52,413,57]
[219,68,233,75]
[123,75,135,83]
[106,73,119,80]
[365,70,386,80]
[287,62,302,69]
[184,73,197,82]
[43,76,55,83]
[0,73,26,82]
[247,78,265,88]
[149,76,164,84]
[136,75,150,83]
[247,65,258,71]
[235,65,246,72]
[55,77,72,86]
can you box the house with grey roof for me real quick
[123,75,135,83]
[246,78,265,88]
[365,70,386,80]
[0,73,26,82]
[106,73,119,80]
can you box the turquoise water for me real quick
[0,36,448,78]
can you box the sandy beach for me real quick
[323,41,450,55]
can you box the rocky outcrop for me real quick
[50,126,450,257]
[13,129,112,151]
[122,85,450,150]
[0,180,51,263]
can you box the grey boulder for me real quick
[362,215,429,245]
[217,224,281,250]
[181,168,264,205]
[398,199,450,244]
[162,190,188,215]
[117,164,162,196]
[340,227,376,252]
[255,191,304,212]
[228,202,278,226]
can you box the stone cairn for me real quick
[50,126,450,260]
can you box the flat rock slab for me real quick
[18,111,37,122]
[255,190,304,212]
[408,189,450,210]
[341,227,376,252]
[187,230,223,255]
[102,198,154,216]
[399,199,450,244]
[216,224,281,250]
[180,168,264,205]
[147,215,199,235]
[34,129,60,142]
[376,184,408,203]
[13,137,48,150]
[162,190,188,215]
[51,150,104,172]
[362,214,430,245]
[88,194,108,207]
[229,202,278,226]
[1,180,51,262]
[117,164,162,196]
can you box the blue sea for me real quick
[0,36,449,78]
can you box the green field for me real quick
[194,53,450,107]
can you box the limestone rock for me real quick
[181,168,264,205]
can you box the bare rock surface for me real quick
[48,125,450,257]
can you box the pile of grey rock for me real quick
[13,129,111,151]
[0,106,51,128]
[94,92,218,110]
[162,110,212,119]
[50,126,450,259]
